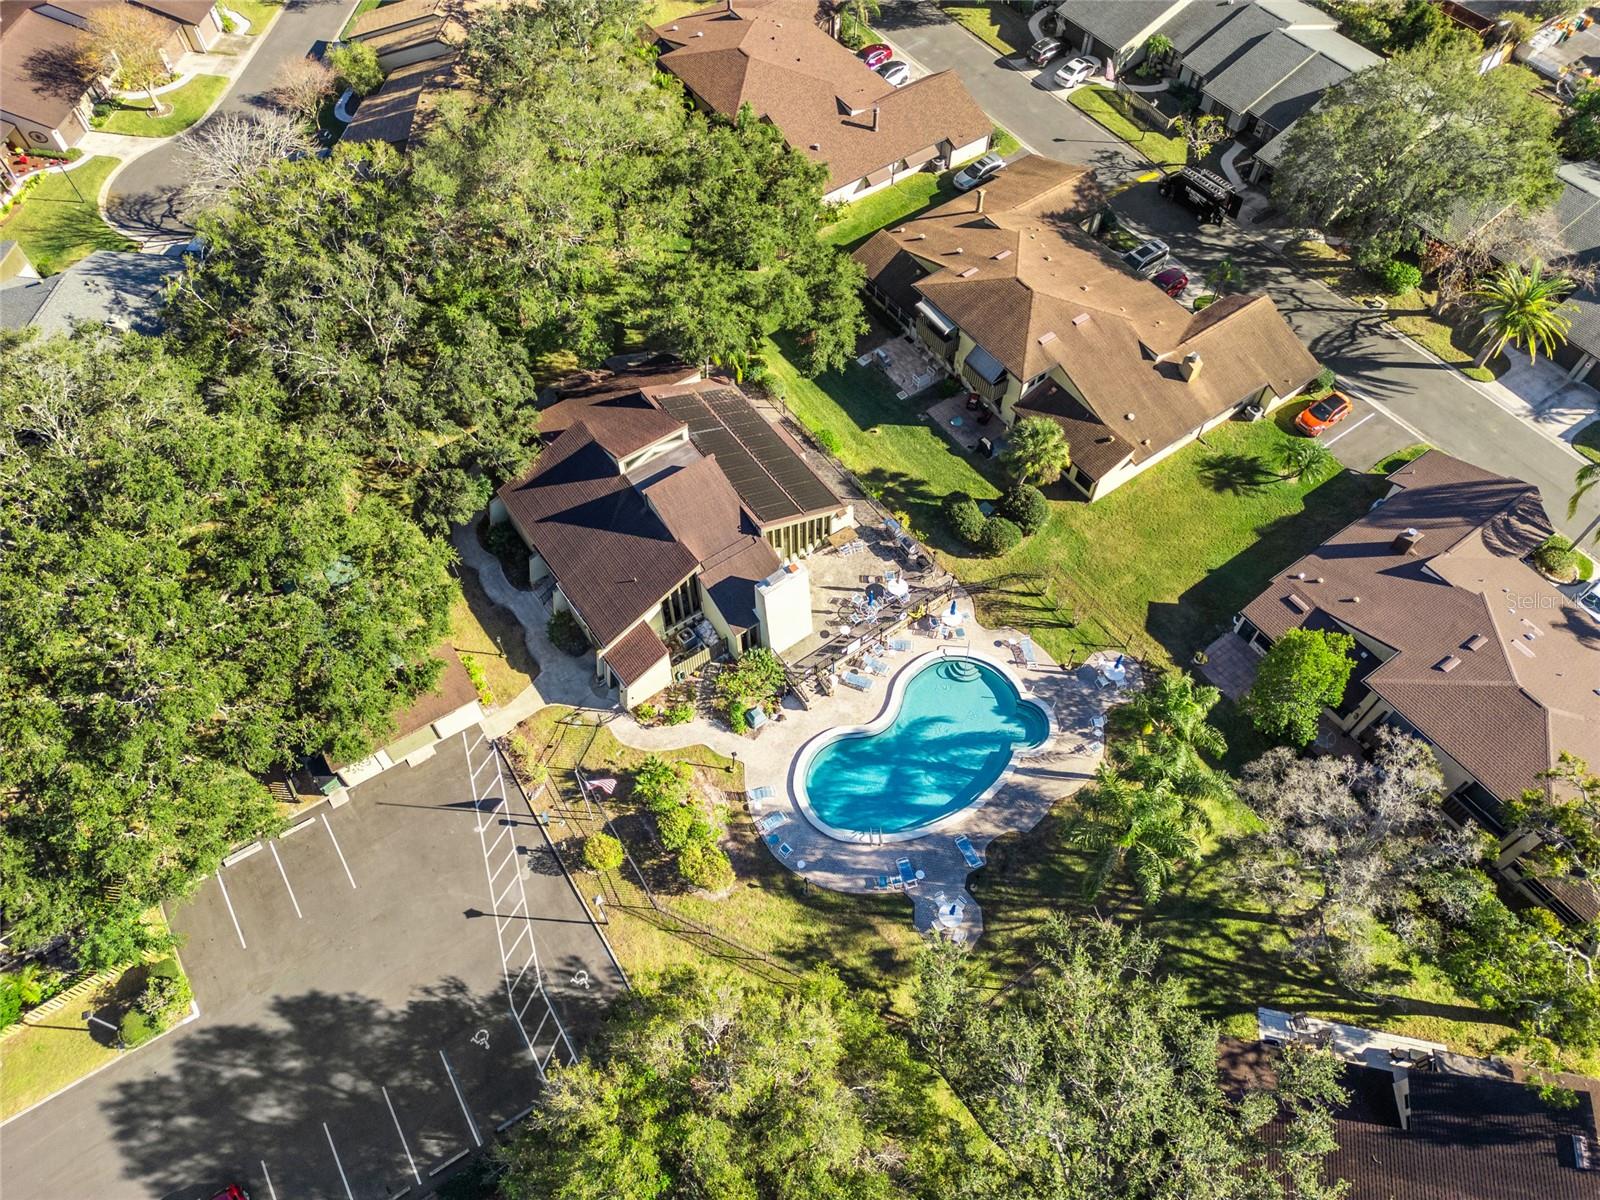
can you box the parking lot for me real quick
[1,731,625,1200]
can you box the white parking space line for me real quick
[324,1122,356,1200]
[1323,411,1375,447]
[260,1160,279,1200]
[382,1085,422,1186]
[322,814,358,889]
[269,841,303,920]
[215,872,247,950]
[439,1050,482,1147]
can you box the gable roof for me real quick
[341,51,458,149]
[0,249,181,335]
[1053,0,1184,51]
[652,0,990,190]
[854,156,1318,468]
[348,0,442,37]
[0,7,95,128]
[602,621,670,686]
[1241,450,1600,803]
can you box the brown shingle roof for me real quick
[1013,376,1132,479]
[698,535,780,632]
[341,51,457,149]
[856,156,1319,465]
[348,0,442,38]
[0,8,94,129]
[653,0,990,190]
[540,392,684,460]
[1241,450,1600,803]
[603,621,670,686]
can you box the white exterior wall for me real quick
[619,653,673,709]
[754,562,813,654]
[821,132,992,206]
[2,100,90,150]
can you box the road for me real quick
[105,0,357,240]
[878,1,1600,538]
[0,733,624,1200]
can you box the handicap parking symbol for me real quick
[571,969,590,990]
[471,1028,490,1050]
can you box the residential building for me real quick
[1219,1034,1599,1200]
[0,0,227,151]
[853,155,1319,499]
[0,246,183,330]
[1230,450,1600,922]
[1553,158,1600,383]
[494,358,852,707]
[650,0,992,205]
[341,52,459,149]
[346,0,461,71]
[1049,0,1381,182]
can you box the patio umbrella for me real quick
[942,600,962,627]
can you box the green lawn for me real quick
[94,74,228,137]
[939,1,1031,56]
[450,571,540,708]
[1069,85,1188,169]
[223,0,283,34]
[1575,420,1600,464]
[0,1010,122,1120]
[0,157,132,275]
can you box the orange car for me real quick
[1294,391,1352,436]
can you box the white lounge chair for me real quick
[749,785,774,802]
[756,812,790,835]
[841,671,873,691]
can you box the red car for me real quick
[1152,266,1188,298]
[210,1187,249,1200]
[859,43,893,68]
[1294,390,1353,436]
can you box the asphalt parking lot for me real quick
[1,731,625,1200]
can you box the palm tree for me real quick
[1470,259,1578,367]
[1276,439,1339,484]
[1112,670,1227,775]
[1069,763,1206,904]
[1000,415,1070,486]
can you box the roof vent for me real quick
[1286,594,1310,614]
[1561,1132,1592,1170]
[992,249,1012,261]
[910,233,926,240]
[1037,331,1057,345]
[1435,655,1461,673]
[1072,312,1091,326]
[958,267,978,278]
[1180,351,1203,382]
[1464,633,1488,652]
[1392,527,1423,555]
[810,143,821,150]
[1140,437,1151,447]
[693,29,703,36]
[950,247,964,255]
[1123,412,1136,421]
[1296,572,1307,580]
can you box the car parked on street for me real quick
[1152,266,1189,297]
[1294,391,1354,436]
[952,152,1005,191]
[1056,54,1101,87]
[1028,36,1062,66]
[859,43,893,69]
[1579,584,1600,623]
[1122,238,1170,275]
[876,60,911,87]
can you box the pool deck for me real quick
[610,614,1140,942]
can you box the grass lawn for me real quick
[449,571,539,708]
[1069,85,1188,169]
[94,75,228,137]
[1284,240,1500,383]
[939,1,1031,56]
[342,0,386,35]
[642,0,710,23]
[0,157,132,275]
[0,1001,123,1120]
[223,0,282,33]
[1576,420,1600,464]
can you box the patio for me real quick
[855,333,944,397]
[924,392,1004,455]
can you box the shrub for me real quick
[120,1008,157,1047]
[715,647,786,729]
[1534,535,1581,582]
[978,516,1023,557]
[1375,258,1422,296]
[485,519,530,579]
[460,653,493,706]
[664,701,694,725]
[547,609,588,655]
[328,40,383,95]
[1311,365,1336,395]
[1193,294,1217,310]
[943,492,985,546]
[656,805,696,851]
[815,428,841,455]
[1000,483,1049,535]
[634,755,692,813]
[582,832,624,872]
[0,983,21,1030]
[633,703,659,724]
[678,840,735,892]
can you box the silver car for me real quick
[1122,238,1171,275]
[1056,54,1102,87]
[876,60,911,87]
[952,152,1005,191]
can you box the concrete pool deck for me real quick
[609,613,1139,943]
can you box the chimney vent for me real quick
[870,105,879,132]
[1392,527,1423,555]
[975,187,986,213]
[1179,352,1203,382]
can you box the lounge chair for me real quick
[841,671,873,691]
[874,874,890,890]
[1020,637,1038,665]
[776,841,794,859]
[896,858,918,890]
[749,785,774,802]
[866,656,890,675]
[756,812,790,835]
[890,637,912,653]
[954,835,983,869]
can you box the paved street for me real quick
[877,2,1600,538]
[105,0,359,240]
[0,733,624,1200]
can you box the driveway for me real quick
[105,0,359,241]
[0,733,625,1200]
[876,1,1600,538]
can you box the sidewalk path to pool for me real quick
[604,616,1137,943]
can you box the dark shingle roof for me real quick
[0,250,181,335]
[1054,0,1183,51]
[603,621,670,686]
[1200,28,1314,113]
[1014,377,1133,480]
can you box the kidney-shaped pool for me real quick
[797,654,1050,840]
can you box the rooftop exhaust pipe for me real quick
[975,187,985,213]
[871,106,879,132]
[1179,352,1203,382]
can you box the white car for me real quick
[952,152,1005,191]
[1580,584,1600,623]
[876,60,911,87]
[1056,54,1102,87]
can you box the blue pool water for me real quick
[803,658,1049,835]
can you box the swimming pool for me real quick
[796,653,1050,840]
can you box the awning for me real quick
[915,300,957,338]
[963,342,1007,385]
